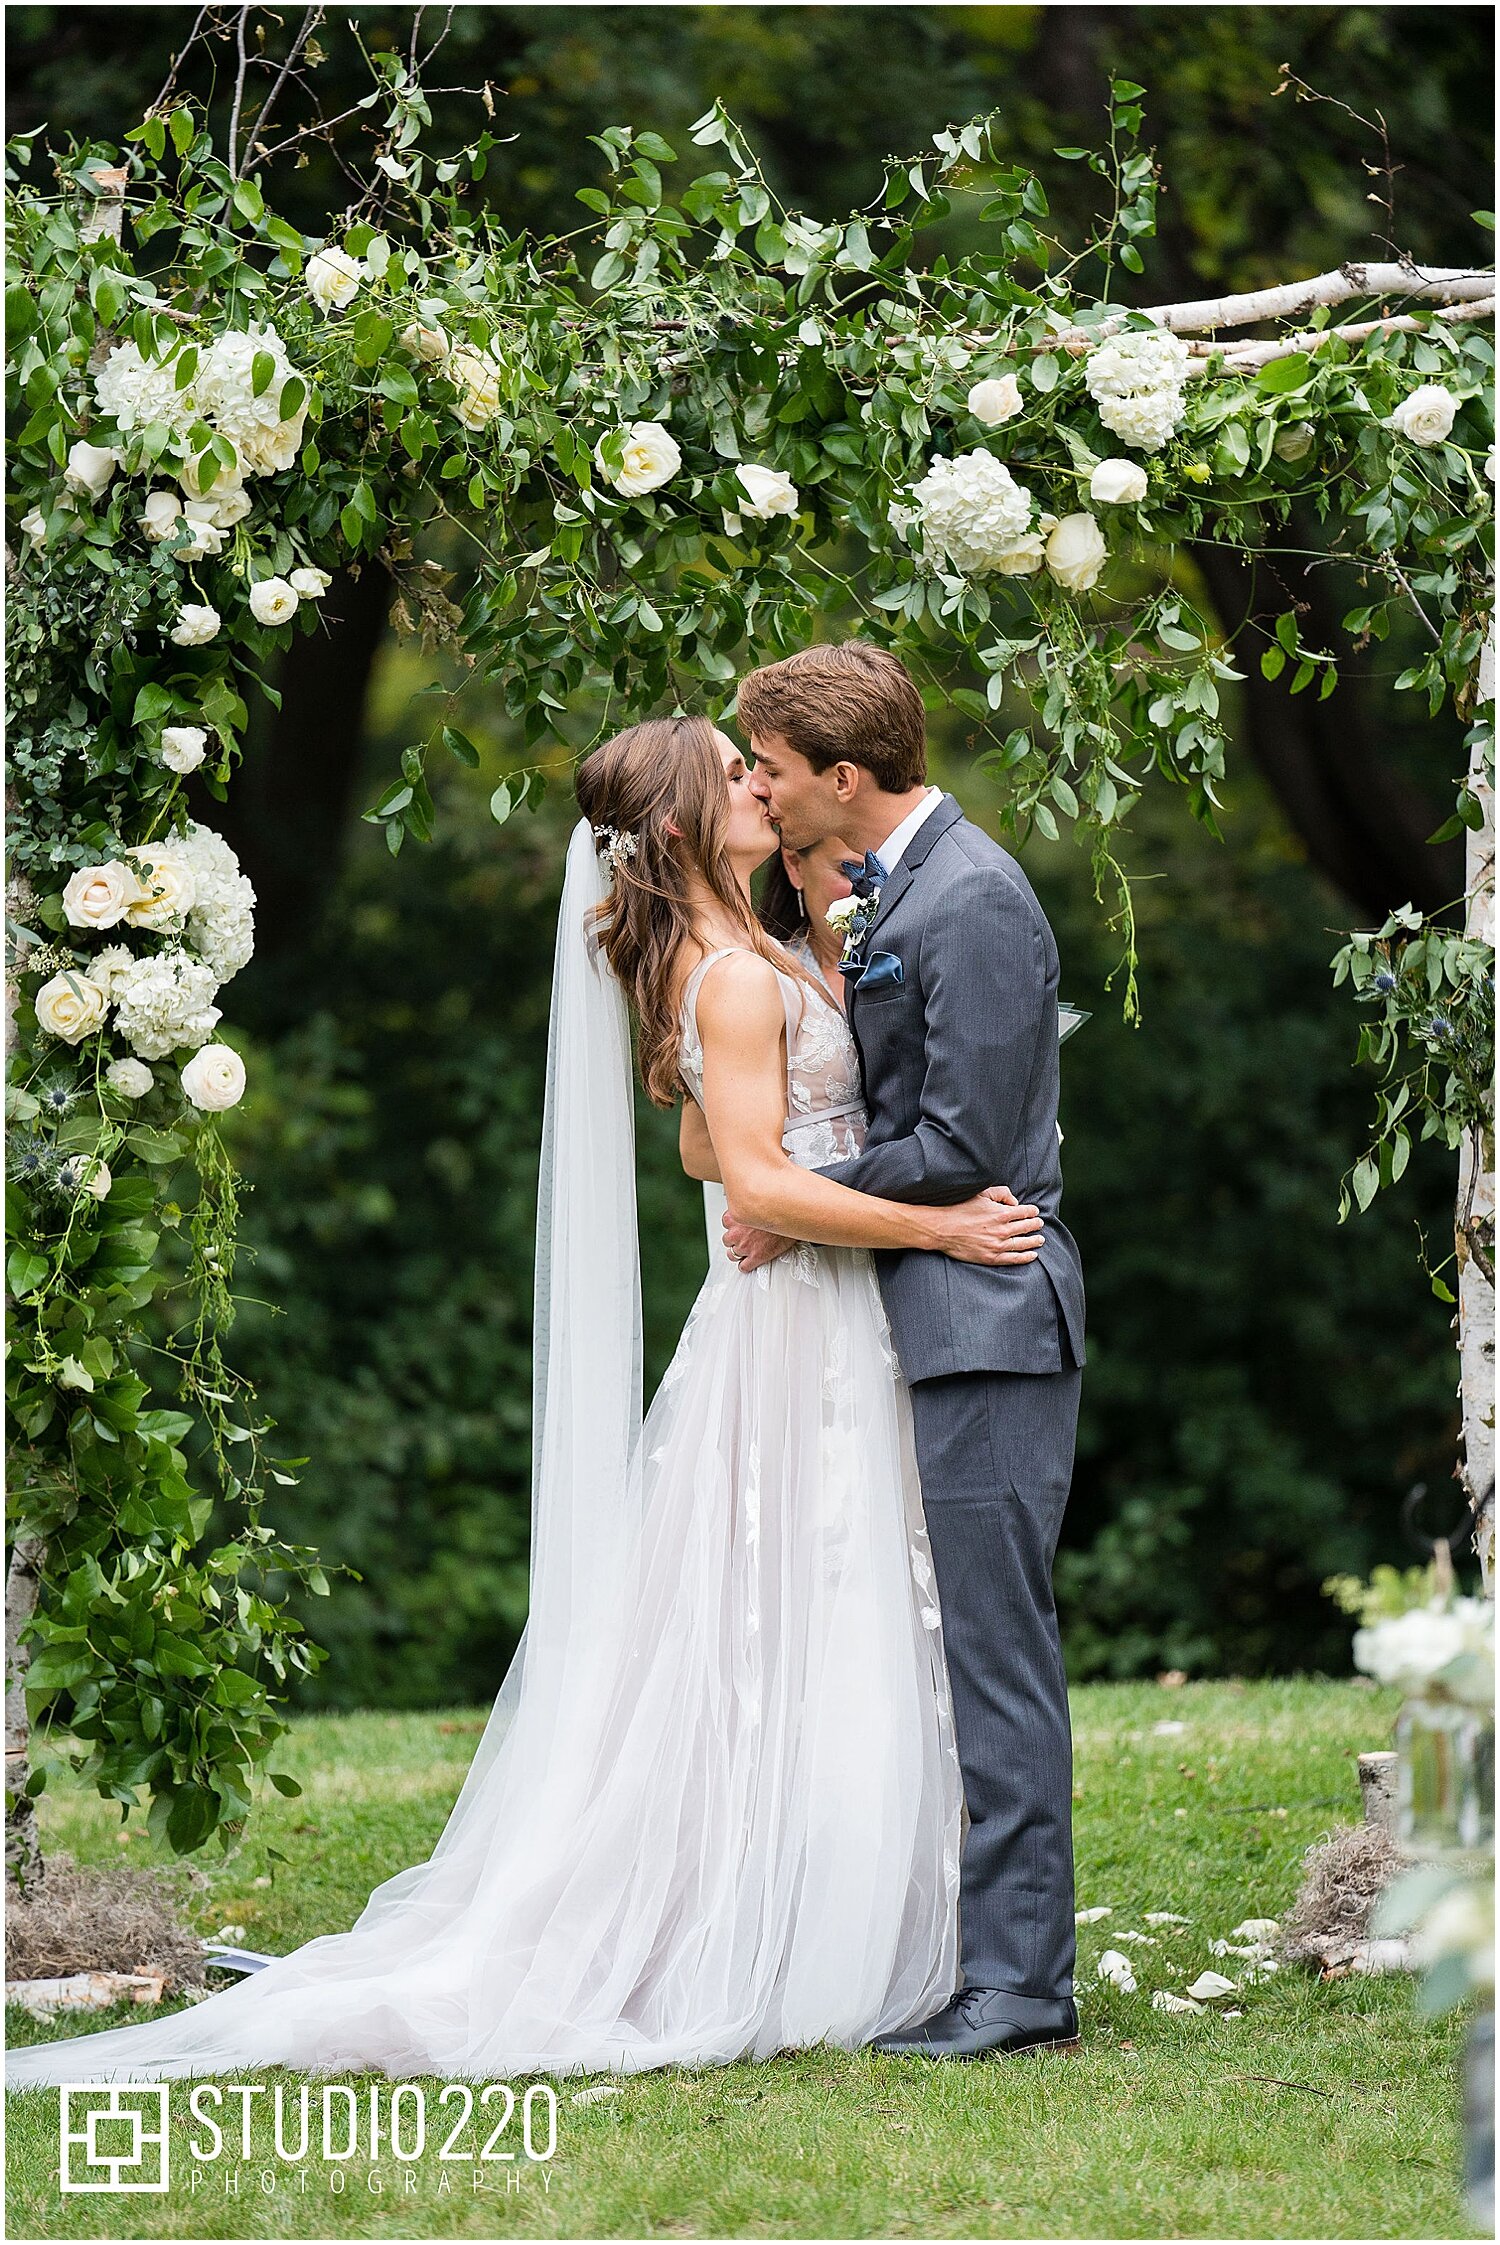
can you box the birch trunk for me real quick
[1460,645,1496,1585]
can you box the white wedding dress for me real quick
[7,826,961,2089]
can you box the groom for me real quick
[729,640,1086,2060]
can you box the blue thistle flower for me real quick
[1373,970,1397,994]
[1425,1014,1454,1040]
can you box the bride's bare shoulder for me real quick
[691,949,784,1039]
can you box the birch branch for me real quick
[1185,296,1496,373]
[1060,265,1496,348]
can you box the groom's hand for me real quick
[722,1210,794,1274]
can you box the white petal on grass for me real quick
[1152,1990,1205,2015]
[1152,1719,1186,1735]
[1096,1950,1138,1991]
[1075,1906,1114,1923]
[1186,1969,1238,2001]
[1230,1918,1281,1942]
[1145,1912,1191,1925]
[1115,1931,1159,1946]
[570,2084,623,2105]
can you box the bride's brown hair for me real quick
[575,715,816,1108]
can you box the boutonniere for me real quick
[827,888,880,974]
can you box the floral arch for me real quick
[5,57,1494,1876]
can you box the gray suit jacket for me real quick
[818,792,1086,1383]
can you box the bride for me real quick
[7,715,1045,2089]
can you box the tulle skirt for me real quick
[8,1242,962,2087]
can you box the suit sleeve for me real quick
[817,864,1047,1205]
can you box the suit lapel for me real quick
[865,792,963,947]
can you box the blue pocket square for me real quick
[855,949,904,990]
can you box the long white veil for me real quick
[6,818,644,2086]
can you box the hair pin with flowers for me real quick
[592,823,639,875]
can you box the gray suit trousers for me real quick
[908,1349,1081,2007]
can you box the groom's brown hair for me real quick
[737,642,927,792]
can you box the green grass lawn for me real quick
[5,1678,1484,2240]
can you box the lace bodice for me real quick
[679,941,866,1170]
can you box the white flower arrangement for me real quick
[906,448,1037,575]
[108,947,223,1060]
[1083,328,1192,453]
[94,321,309,486]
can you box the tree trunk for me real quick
[4,1536,47,1888]
[1459,646,1496,1585]
[1192,539,1465,921]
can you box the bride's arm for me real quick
[696,953,1041,1263]
[678,1093,722,1183]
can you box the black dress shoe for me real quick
[871,1986,1082,2060]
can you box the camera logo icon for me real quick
[59,2085,170,2193]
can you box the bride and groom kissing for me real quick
[7,640,1087,2092]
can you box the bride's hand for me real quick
[935,1184,1045,1265]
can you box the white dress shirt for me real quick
[874,784,944,875]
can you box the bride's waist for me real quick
[781,1103,866,1167]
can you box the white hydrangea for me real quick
[177,820,257,982]
[907,449,1036,575]
[109,947,222,1060]
[94,341,198,443]
[193,324,309,475]
[1084,328,1192,453]
[95,323,310,480]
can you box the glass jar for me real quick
[1395,1696,1496,1857]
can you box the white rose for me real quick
[64,440,118,500]
[181,1041,247,1111]
[1486,445,1498,484]
[400,321,450,364]
[447,345,504,432]
[123,848,197,930]
[967,374,1023,426]
[210,486,253,528]
[177,448,244,502]
[1045,511,1108,593]
[1273,422,1315,463]
[597,420,681,497]
[1386,383,1459,448]
[736,463,800,520]
[20,505,48,543]
[248,577,299,627]
[106,1057,154,1099]
[175,500,227,560]
[160,725,209,774]
[305,245,365,315]
[1090,457,1149,505]
[142,489,183,542]
[35,968,108,1043]
[170,603,221,647]
[990,532,1048,576]
[84,1158,113,1200]
[288,566,331,599]
[62,862,141,930]
[825,895,862,932]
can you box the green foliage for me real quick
[3,39,1492,1844]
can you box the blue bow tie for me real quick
[839,848,889,900]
